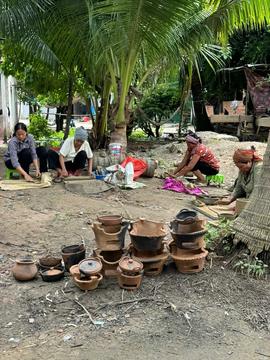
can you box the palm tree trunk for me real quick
[191,72,213,131]
[64,73,73,140]
[97,77,111,147]
[232,131,270,255]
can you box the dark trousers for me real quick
[5,146,48,173]
[192,160,219,176]
[48,149,87,172]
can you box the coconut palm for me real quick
[0,0,270,147]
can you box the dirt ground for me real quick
[0,133,270,360]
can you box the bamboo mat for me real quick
[193,204,235,220]
[0,173,52,191]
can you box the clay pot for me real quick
[169,242,208,274]
[127,243,165,258]
[73,273,103,291]
[99,223,122,233]
[171,237,206,251]
[170,219,205,234]
[91,221,129,250]
[170,219,207,248]
[129,245,169,276]
[79,257,103,276]
[129,218,167,251]
[235,198,249,216]
[40,268,65,282]
[97,215,122,226]
[142,158,158,178]
[69,264,81,279]
[117,267,143,290]
[94,249,124,277]
[61,244,86,271]
[118,256,143,275]
[12,257,38,281]
[38,255,62,270]
[175,209,198,224]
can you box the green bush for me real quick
[129,129,148,140]
[28,112,53,139]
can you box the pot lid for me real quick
[79,257,102,275]
[119,256,143,272]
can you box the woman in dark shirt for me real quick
[4,123,48,182]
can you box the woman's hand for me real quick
[35,169,41,178]
[60,169,68,177]
[24,174,34,182]
[217,198,232,205]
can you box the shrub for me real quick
[28,112,53,139]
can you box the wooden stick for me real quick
[61,289,96,327]
[255,351,270,358]
[95,297,154,312]
[63,176,93,182]
[73,299,96,327]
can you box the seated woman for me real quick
[4,123,48,182]
[219,148,262,205]
[173,132,219,183]
[48,127,93,179]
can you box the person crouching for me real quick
[48,127,93,179]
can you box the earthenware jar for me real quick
[12,257,38,281]
[119,256,143,275]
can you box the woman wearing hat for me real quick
[219,147,262,205]
[173,132,219,183]
[48,127,93,179]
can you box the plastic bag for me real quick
[121,156,147,180]
[125,162,134,185]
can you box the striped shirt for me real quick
[4,134,37,168]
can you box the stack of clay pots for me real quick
[117,256,144,290]
[91,215,129,277]
[128,218,169,276]
[169,209,208,274]
[70,257,103,291]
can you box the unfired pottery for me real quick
[169,242,208,274]
[117,267,143,290]
[12,257,38,281]
[129,218,167,251]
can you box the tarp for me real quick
[244,68,270,115]
[121,156,147,180]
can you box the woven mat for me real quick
[0,173,52,191]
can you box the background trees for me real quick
[0,0,270,147]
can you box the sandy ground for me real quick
[0,132,270,360]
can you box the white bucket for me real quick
[109,143,122,158]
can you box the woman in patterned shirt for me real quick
[173,132,219,183]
